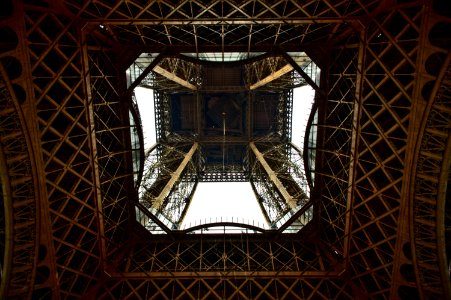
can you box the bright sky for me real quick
[180,182,268,229]
[292,85,315,147]
[134,84,315,230]
[135,87,156,148]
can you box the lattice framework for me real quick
[0,1,450,299]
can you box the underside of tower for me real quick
[1,0,451,299]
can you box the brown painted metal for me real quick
[249,64,294,90]
[250,142,297,209]
[1,0,450,299]
[151,142,198,209]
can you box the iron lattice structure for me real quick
[0,0,450,299]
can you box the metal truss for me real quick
[411,15,451,298]
[88,47,131,255]
[63,0,373,54]
[159,57,202,89]
[315,34,356,263]
[16,5,108,298]
[129,93,145,188]
[94,234,353,299]
[143,53,310,93]
[139,57,202,91]
[138,140,310,230]
[139,142,199,229]
[250,142,309,226]
[413,54,451,298]
[198,163,249,182]
[0,68,37,298]
[342,3,451,299]
[118,235,331,275]
[251,153,290,225]
[278,89,293,141]
[245,56,304,90]
[98,277,353,300]
[154,90,172,141]
[304,107,319,189]
[250,89,293,140]
[2,0,450,299]
[126,52,160,89]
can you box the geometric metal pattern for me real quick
[412,21,451,299]
[0,62,37,300]
[136,43,305,227]
[413,50,451,298]
[250,142,309,225]
[97,235,352,299]
[1,1,450,299]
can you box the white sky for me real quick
[292,85,315,147]
[180,182,268,229]
[134,84,315,229]
[135,87,156,148]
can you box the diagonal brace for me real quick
[250,142,296,209]
[249,64,294,90]
[152,142,198,209]
[282,53,319,91]
[153,65,197,90]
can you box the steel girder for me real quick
[250,142,309,226]
[95,233,353,300]
[410,12,451,299]
[339,3,451,299]
[98,277,352,300]
[63,0,373,54]
[0,57,38,299]
[139,142,199,229]
[1,0,450,299]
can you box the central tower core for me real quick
[128,52,318,234]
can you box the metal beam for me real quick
[153,65,197,90]
[249,64,293,90]
[282,53,319,91]
[250,142,296,209]
[114,270,342,279]
[135,202,172,235]
[116,43,323,57]
[152,142,198,209]
[276,201,314,233]
[94,18,348,26]
[127,53,164,94]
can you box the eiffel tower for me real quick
[1,0,450,299]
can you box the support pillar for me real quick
[152,142,199,209]
[249,142,296,209]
